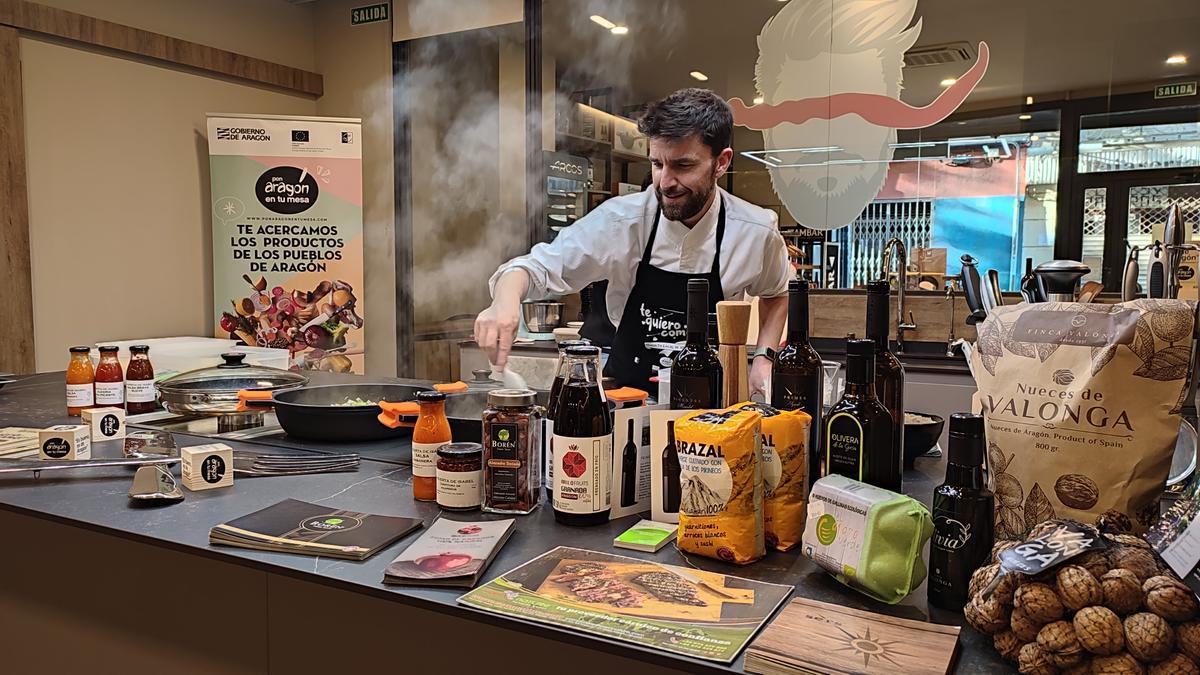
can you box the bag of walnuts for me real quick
[971,299,1197,538]
[966,519,1200,672]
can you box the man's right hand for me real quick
[474,300,521,370]
[475,269,531,371]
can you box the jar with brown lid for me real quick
[482,388,543,514]
[436,442,483,511]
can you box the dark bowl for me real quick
[904,412,945,469]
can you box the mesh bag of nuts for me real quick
[966,518,1200,672]
[971,300,1196,538]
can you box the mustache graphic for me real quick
[731,42,990,131]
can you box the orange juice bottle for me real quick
[412,391,451,501]
[66,346,95,415]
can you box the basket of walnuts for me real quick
[965,519,1200,674]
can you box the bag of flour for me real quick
[971,299,1196,538]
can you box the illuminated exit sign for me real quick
[1155,82,1197,99]
[351,3,389,26]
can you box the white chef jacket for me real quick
[489,188,792,329]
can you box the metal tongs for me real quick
[0,454,179,477]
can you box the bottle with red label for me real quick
[551,345,612,526]
[94,346,125,408]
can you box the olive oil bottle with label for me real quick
[822,339,898,491]
[929,413,994,609]
[771,279,823,488]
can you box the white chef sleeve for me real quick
[488,200,635,300]
[747,228,792,299]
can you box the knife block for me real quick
[716,301,751,407]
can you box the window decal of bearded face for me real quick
[729,0,989,230]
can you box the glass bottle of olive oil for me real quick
[823,339,899,492]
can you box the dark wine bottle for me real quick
[823,339,899,491]
[662,420,681,513]
[771,279,824,488]
[552,345,613,526]
[866,281,904,477]
[929,413,995,609]
[670,279,723,410]
[1020,257,1041,302]
[620,418,637,507]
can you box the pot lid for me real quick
[156,353,308,395]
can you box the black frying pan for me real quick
[239,383,430,442]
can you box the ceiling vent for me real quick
[904,42,975,68]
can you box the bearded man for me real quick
[476,88,791,397]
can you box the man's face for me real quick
[649,134,733,223]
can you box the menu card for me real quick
[1147,485,1200,595]
[210,499,423,561]
[744,598,960,675]
[383,517,516,588]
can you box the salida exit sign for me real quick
[351,3,389,26]
[1155,82,1197,99]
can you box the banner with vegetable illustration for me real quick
[207,114,365,373]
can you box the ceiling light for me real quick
[690,71,709,82]
[1167,54,1188,65]
[753,96,764,105]
[1019,114,1032,120]
[940,77,957,87]
[589,15,615,29]
[1025,96,1034,105]
[1030,135,1040,141]
[610,26,628,35]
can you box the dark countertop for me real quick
[0,371,1005,673]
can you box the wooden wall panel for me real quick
[0,26,34,374]
[0,0,322,96]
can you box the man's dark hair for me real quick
[637,88,733,156]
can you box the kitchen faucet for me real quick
[880,238,918,353]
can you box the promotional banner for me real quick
[207,114,365,373]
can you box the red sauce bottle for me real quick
[94,346,124,408]
[124,345,156,414]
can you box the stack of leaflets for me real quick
[384,517,516,588]
[0,427,42,458]
[612,519,678,552]
[209,499,423,561]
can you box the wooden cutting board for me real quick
[536,558,754,622]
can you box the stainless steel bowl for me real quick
[521,301,564,333]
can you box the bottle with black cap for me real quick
[929,413,994,609]
[551,344,613,526]
[866,280,904,473]
[823,338,898,491]
[670,278,723,410]
[772,278,823,487]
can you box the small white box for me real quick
[181,443,234,491]
[82,407,126,441]
[39,425,91,460]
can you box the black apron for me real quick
[602,197,726,394]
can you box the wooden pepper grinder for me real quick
[716,301,752,407]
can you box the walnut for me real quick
[1105,534,1152,550]
[1014,607,1049,642]
[1076,606,1127,656]
[966,595,1011,635]
[994,630,1024,662]
[1103,569,1146,615]
[1092,653,1146,674]
[1099,510,1136,535]
[1078,550,1115,579]
[1144,576,1200,623]
[971,563,1000,599]
[1018,582,1067,624]
[1149,653,1200,675]
[1019,642,1059,675]
[1178,622,1200,662]
[993,539,1021,563]
[1112,547,1163,582]
[1059,565,1105,611]
[1039,620,1086,668]
[1063,660,1094,675]
[1126,613,1176,663]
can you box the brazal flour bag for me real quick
[971,299,1196,538]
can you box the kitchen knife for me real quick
[986,269,1005,308]
[959,254,988,324]
[1148,241,1169,299]
[1122,246,1141,302]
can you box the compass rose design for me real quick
[832,625,907,668]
